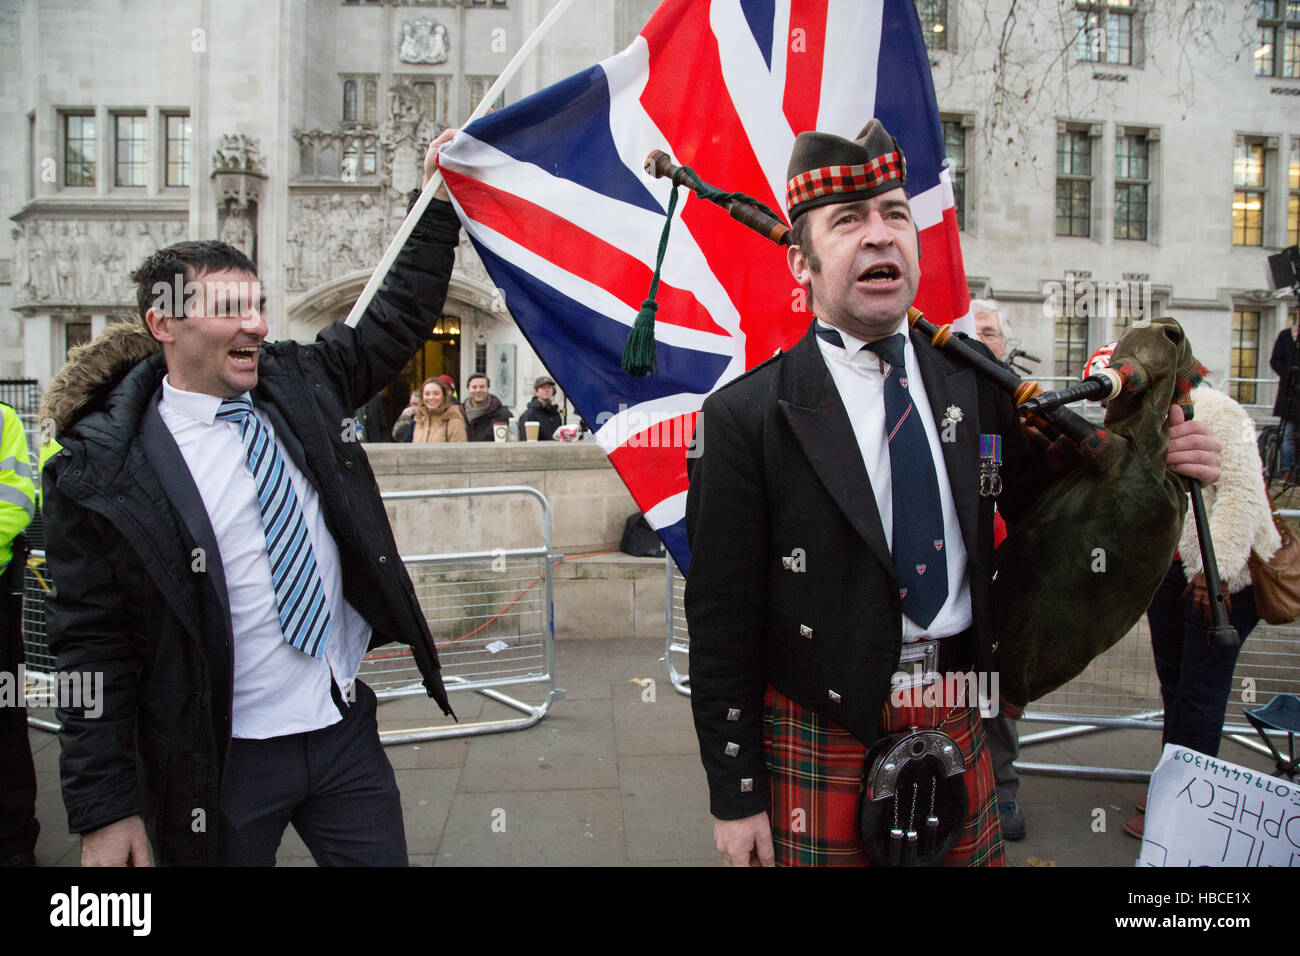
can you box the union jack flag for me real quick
[438,0,969,573]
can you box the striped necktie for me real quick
[216,397,333,659]
[861,333,949,629]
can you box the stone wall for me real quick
[367,439,666,640]
[368,439,640,556]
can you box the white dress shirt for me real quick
[160,377,373,738]
[815,319,973,641]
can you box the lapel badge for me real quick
[944,405,964,424]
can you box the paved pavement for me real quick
[25,634,1282,867]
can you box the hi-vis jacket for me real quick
[0,403,35,572]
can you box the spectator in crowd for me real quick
[437,374,458,404]
[972,299,1009,362]
[462,373,513,441]
[392,389,421,442]
[355,392,389,443]
[1269,315,1300,479]
[411,377,466,443]
[517,375,563,441]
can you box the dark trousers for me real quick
[218,680,407,866]
[1145,560,1259,758]
[0,570,38,865]
[983,714,1020,803]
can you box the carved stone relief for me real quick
[285,192,396,291]
[399,18,449,64]
[453,238,491,289]
[9,219,187,306]
[287,71,463,293]
[212,134,265,177]
[212,133,266,268]
[295,79,446,194]
[218,208,255,260]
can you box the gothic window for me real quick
[343,79,358,123]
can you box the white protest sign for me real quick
[1138,743,1300,867]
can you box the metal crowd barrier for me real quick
[22,485,563,744]
[665,554,689,696]
[20,550,59,733]
[665,554,1300,781]
[1218,376,1277,412]
[1017,617,1300,782]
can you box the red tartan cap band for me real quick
[786,120,908,221]
[787,154,904,214]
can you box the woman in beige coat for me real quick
[411,377,467,443]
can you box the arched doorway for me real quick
[287,269,502,440]
[389,312,461,429]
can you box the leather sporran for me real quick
[858,729,967,867]
[1248,511,1300,625]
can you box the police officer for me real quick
[0,402,37,865]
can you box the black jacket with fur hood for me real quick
[40,199,460,865]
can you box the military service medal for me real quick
[979,433,1002,497]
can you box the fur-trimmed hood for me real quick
[38,321,161,435]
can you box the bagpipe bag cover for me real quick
[993,317,1202,708]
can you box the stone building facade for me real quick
[0,0,657,426]
[1,0,1296,421]
[923,0,1299,409]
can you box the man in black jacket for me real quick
[685,121,1222,867]
[516,375,563,440]
[42,131,461,866]
[462,372,513,441]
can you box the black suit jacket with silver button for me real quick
[684,320,1050,821]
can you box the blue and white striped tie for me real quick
[216,397,332,659]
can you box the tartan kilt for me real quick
[762,684,1004,867]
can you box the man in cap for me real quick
[684,120,1222,866]
[516,375,563,441]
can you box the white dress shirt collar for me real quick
[814,317,911,364]
[161,375,243,426]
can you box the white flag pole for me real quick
[344,0,578,327]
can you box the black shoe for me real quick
[998,800,1026,841]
